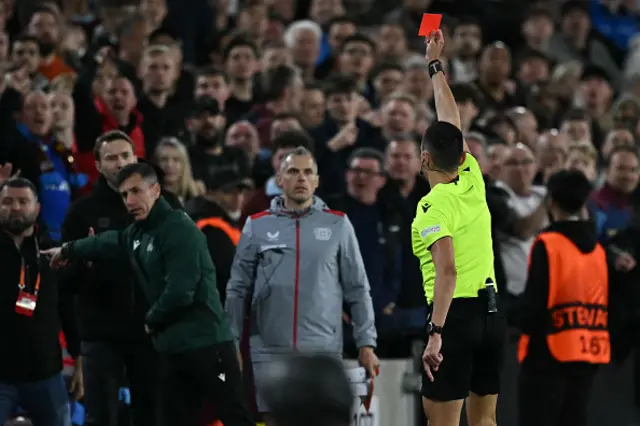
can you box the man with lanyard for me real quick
[517,170,609,426]
[411,30,507,426]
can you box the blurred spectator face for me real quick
[195,73,229,103]
[300,87,325,128]
[96,139,137,186]
[514,110,538,148]
[287,75,304,111]
[217,187,246,218]
[340,40,374,79]
[479,45,511,86]
[562,8,590,41]
[141,51,175,93]
[238,4,268,40]
[458,99,478,130]
[326,91,354,124]
[92,60,118,98]
[504,144,537,195]
[466,137,488,172]
[277,153,319,204]
[537,130,568,169]
[386,140,420,183]
[49,91,73,131]
[403,0,431,13]
[453,23,482,59]
[560,118,591,143]
[139,0,167,26]
[602,128,635,160]
[377,24,407,61]
[226,44,258,81]
[291,28,321,69]
[404,67,432,102]
[119,172,161,221]
[487,143,509,180]
[265,17,285,44]
[310,0,344,26]
[0,3,6,32]
[579,76,613,110]
[271,117,302,141]
[0,184,39,235]
[346,157,385,203]
[104,77,137,118]
[0,31,8,62]
[22,92,52,137]
[120,20,148,62]
[613,99,640,130]
[491,119,517,145]
[382,99,415,134]
[607,151,640,194]
[12,39,40,74]
[518,57,549,86]
[271,0,294,22]
[566,149,597,182]
[192,111,226,144]
[61,25,86,56]
[28,10,59,56]
[522,13,553,47]
[373,68,404,103]
[156,144,183,186]
[226,121,260,157]
[414,105,432,136]
[328,21,356,52]
[262,45,292,71]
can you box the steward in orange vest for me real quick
[516,170,609,426]
[184,170,253,304]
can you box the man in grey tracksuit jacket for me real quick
[225,195,377,410]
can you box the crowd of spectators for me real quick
[1,0,640,424]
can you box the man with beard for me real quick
[26,5,75,81]
[187,97,251,187]
[0,178,81,426]
[61,130,181,426]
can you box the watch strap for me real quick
[428,59,445,79]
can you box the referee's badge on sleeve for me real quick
[421,225,441,238]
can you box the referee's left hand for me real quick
[423,335,443,382]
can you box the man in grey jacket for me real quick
[226,146,379,413]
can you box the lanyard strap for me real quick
[18,261,41,296]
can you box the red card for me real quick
[419,13,442,36]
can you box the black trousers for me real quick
[161,341,254,426]
[81,341,160,426]
[518,364,597,426]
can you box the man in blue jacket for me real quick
[226,145,379,416]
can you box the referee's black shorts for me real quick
[421,295,507,402]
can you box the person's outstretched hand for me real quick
[40,247,68,268]
[425,29,445,62]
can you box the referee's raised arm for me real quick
[425,30,469,153]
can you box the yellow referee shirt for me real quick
[411,153,496,303]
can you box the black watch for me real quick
[426,321,443,336]
[428,59,445,79]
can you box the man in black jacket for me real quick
[0,177,80,426]
[60,130,181,426]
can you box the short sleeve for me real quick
[459,152,483,184]
[414,205,452,249]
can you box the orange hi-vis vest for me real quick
[518,231,610,364]
[195,217,241,246]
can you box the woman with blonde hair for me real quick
[154,137,205,203]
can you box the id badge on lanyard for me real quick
[15,259,40,317]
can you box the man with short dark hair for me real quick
[412,30,506,426]
[46,163,254,426]
[262,355,354,426]
[61,130,181,426]
[0,177,80,426]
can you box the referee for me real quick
[411,30,506,426]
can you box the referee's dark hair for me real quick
[547,170,593,215]
[262,355,353,426]
[116,163,159,188]
[421,121,465,172]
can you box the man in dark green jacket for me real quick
[43,163,254,426]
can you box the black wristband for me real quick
[428,59,444,79]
